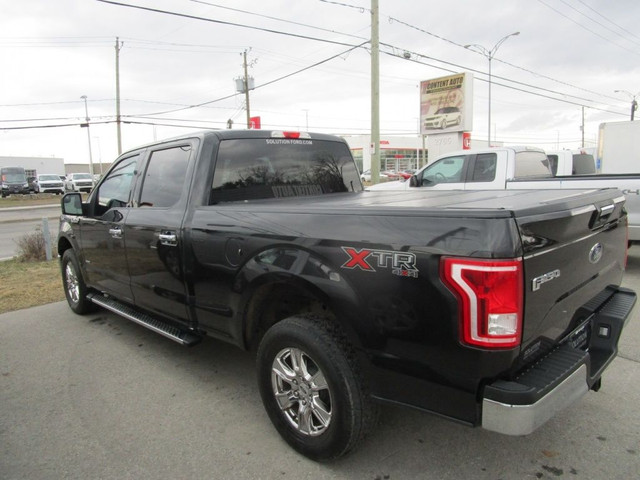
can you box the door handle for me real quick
[159,232,178,247]
[109,227,122,239]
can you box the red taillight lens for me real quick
[441,257,523,349]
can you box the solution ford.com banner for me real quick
[420,72,473,135]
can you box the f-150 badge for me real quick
[341,247,419,278]
[532,269,561,291]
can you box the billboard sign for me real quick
[420,73,473,135]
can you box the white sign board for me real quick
[420,73,473,135]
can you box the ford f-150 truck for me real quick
[369,146,640,243]
[58,130,636,460]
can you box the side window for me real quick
[572,154,595,175]
[418,155,465,186]
[547,155,559,176]
[514,151,552,178]
[96,155,138,213]
[469,153,497,182]
[139,145,191,208]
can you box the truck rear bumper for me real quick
[481,286,636,436]
[482,363,588,435]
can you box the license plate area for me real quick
[563,317,592,351]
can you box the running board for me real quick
[87,293,202,346]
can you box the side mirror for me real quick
[61,192,83,215]
[409,175,419,188]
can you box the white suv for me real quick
[65,173,94,193]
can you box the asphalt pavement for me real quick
[1,252,640,479]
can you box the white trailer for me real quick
[597,121,640,174]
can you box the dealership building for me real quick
[0,155,65,178]
[0,156,111,178]
[342,135,428,174]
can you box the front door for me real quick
[77,154,139,301]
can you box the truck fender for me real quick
[235,246,363,349]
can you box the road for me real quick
[0,205,59,259]
[1,251,640,479]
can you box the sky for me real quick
[1,0,639,166]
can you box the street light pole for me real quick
[465,32,519,146]
[80,95,95,178]
[614,89,639,121]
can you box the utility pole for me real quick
[370,0,380,184]
[614,89,639,121]
[581,106,585,148]
[115,37,123,155]
[80,95,95,178]
[243,50,251,129]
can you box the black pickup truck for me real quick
[58,130,636,460]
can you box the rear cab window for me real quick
[210,137,362,203]
[514,151,552,179]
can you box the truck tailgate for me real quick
[479,188,635,435]
[515,189,628,356]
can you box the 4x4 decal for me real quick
[341,247,419,278]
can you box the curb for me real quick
[0,204,58,212]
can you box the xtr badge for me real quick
[341,247,419,278]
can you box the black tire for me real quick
[256,314,377,461]
[61,249,96,314]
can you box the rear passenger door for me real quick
[466,152,500,188]
[124,140,198,326]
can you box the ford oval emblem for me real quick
[589,243,603,264]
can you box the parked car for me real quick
[398,170,416,179]
[360,169,388,183]
[65,173,94,193]
[35,174,65,194]
[381,170,400,180]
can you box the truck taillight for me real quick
[441,258,523,349]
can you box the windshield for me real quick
[39,175,61,181]
[74,173,92,180]
[211,138,362,203]
[1,170,26,183]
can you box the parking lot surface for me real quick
[2,251,640,479]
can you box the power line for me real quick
[561,0,640,47]
[188,0,368,42]
[536,0,640,57]
[575,0,640,41]
[315,0,368,13]
[95,0,362,48]
[380,48,626,117]
[384,14,622,103]
[126,41,368,118]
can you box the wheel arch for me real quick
[240,271,363,354]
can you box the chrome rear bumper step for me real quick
[88,293,202,346]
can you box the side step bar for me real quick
[88,293,202,347]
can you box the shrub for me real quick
[15,228,55,262]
